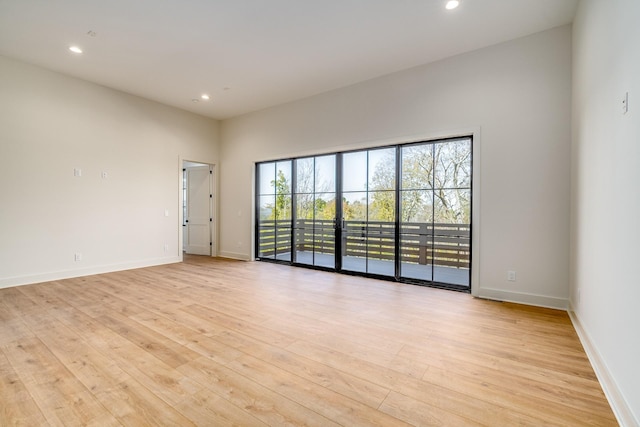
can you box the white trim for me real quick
[470,128,481,297]
[219,251,251,261]
[476,287,568,310]
[568,305,639,427]
[0,256,181,289]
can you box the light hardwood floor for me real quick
[0,256,617,426]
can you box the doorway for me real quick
[183,161,215,256]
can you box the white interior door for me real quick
[185,165,212,255]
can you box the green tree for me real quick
[368,141,471,224]
[269,170,291,220]
[370,153,396,222]
[343,197,366,220]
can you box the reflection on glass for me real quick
[313,192,335,268]
[433,140,471,189]
[292,155,337,269]
[315,155,335,193]
[368,148,395,191]
[399,235,433,281]
[274,195,292,220]
[342,191,367,273]
[342,192,367,220]
[258,225,275,259]
[401,145,433,190]
[401,190,433,223]
[276,161,292,193]
[275,224,292,262]
[296,157,314,194]
[368,191,395,222]
[366,219,395,276]
[433,189,470,224]
[259,163,276,195]
[314,193,336,221]
[343,151,367,192]
[259,195,275,220]
[343,254,366,273]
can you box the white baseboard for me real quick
[476,287,568,310]
[0,256,181,289]
[568,305,639,427]
[218,251,251,261]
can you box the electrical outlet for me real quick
[622,91,629,114]
[74,253,82,262]
[164,244,169,252]
[101,171,108,179]
[507,270,516,282]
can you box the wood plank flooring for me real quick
[0,255,617,426]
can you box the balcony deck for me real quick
[260,220,471,289]
[274,251,470,287]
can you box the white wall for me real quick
[0,55,219,288]
[220,26,572,308]
[571,0,640,424]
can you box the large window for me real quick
[255,137,472,291]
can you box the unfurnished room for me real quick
[0,0,638,425]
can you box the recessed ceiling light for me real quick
[192,99,200,103]
[201,94,210,101]
[69,46,83,54]
[446,0,460,10]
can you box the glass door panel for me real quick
[367,191,395,276]
[399,144,434,281]
[294,157,314,265]
[432,188,471,286]
[400,139,471,288]
[341,148,396,276]
[341,151,368,273]
[431,140,471,287]
[294,155,336,268]
[273,161,292,261]
[342,191,367,272]
[258,194,276,259]
[257,162,276,260]
[366,148,396,277]
[256,161,292,261]
[399,189,433,280]
[313,192,336,268]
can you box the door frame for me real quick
[253,132,479,293]
[180,159,217,260]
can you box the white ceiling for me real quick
[0,0,578,120]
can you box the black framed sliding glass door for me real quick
[255,136,472,291]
